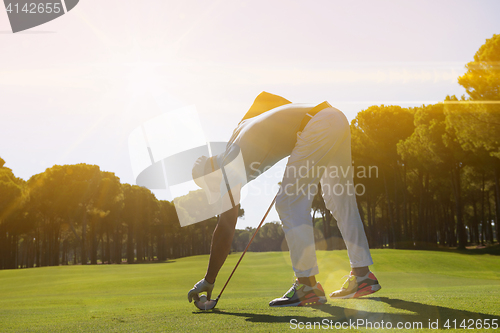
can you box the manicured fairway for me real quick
[1,249,499,332]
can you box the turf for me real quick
[0,249,499,332]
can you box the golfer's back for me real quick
[220,103,317,181]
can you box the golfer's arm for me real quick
[204,203,239,284]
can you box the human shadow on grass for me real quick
[367,297,500,329]
[193,297,500,329]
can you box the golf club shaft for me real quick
[216,193,278,299]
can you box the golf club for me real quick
[194,193,278,311]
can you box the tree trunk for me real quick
[383,171,396,248]
[81,212,88,265]
[494,169,500,242]
[394,167,401,246]
[127,222,134,264]
[137,229,144,262]
[450,167,467,250]
[0,228,4,270]
[487,190,494,244]
[43,227,48,267]
[408,197,413,246]
[53,226,60,266]
[424,173,431,244]
[105,232,110,264]
[62,239,68,265]
[115,229,123,264]
[35,226,41,268]
[365,199,372,246]
[402,163,409,244]
[481,172,486,245]
[451,203,457,247]
[90,219,98,265]
[13,234,19,269]
[472,199,479,244]
[73,238,78,264]
[417,171,425,247]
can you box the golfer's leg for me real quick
[276,108,350,278]
[320,128,373,268]
[277,161,319,278]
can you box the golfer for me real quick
[188,92,381,307]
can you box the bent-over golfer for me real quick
[188,92,381,307]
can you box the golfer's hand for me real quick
[187,278,214,303]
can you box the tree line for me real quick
[1,34,499,270]
[233,34,500,251]
[347,34,500,250]
[0,161,224,269]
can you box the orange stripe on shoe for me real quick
[299,297,320,306]
[354,286,374,298]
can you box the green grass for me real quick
[1,249,499,332]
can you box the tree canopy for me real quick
[1,34,500,269]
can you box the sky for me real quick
[1,0,500,228]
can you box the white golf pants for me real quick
[276,107,373,277]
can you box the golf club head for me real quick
[194,298,218,311]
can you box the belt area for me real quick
[298,101,332,132]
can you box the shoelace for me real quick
[283,280,302,297]
[341,275,356,289]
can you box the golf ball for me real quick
[199,295,208,303]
